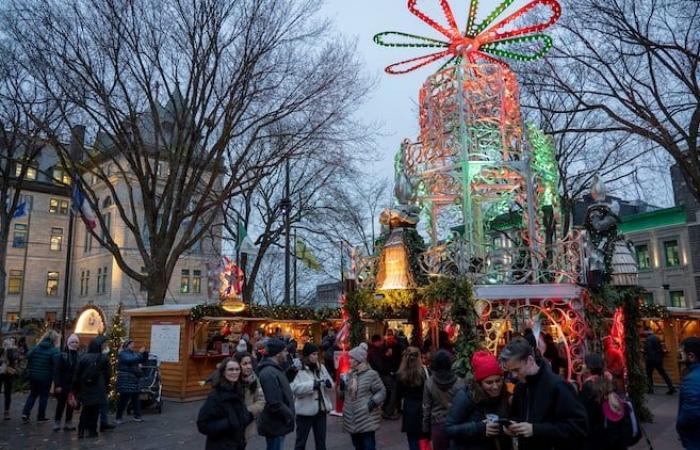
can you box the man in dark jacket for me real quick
[73,335,111,438]
[643,329,676,394]
[320,329,339,380]
[53,333,80,431]
[677,337,700,449]
[22,330,60,423]
[500,337,587,450]
[257,338,295,450]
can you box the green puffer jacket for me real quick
[26,338,59,383]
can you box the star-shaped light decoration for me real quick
[374,0,561,74]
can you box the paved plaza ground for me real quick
[0,391,683,449]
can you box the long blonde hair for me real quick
[396,346,425,387]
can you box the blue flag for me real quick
[12,200,27,219]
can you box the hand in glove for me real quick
[324,379,332,389]
[313,380,321,389]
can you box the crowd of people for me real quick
[0,330,150,439]
[196,328,700,450]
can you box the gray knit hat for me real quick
[349,342,368,363]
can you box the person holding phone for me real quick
[444,351,511,450]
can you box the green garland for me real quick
[346,290,370,347]
[107,304,125,409]
[189,304,341,322]
[423,277,478,378]
[639,303,670,319]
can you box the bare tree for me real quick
[529,0,700,202]
[0,42,59,331]
[3,0,370,305]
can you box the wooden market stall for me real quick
[642,307,700,385]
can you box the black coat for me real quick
[509,362,588,450]
[53,348,79,391]
[397,379,427,435]
[444,387,510,450]
[116,349,148,394]
[197,383,252,450]
[578,380,628,450]
[72,337,110,406]
[256,358,295,437]
[367,345,388,376]
[643,334,663,364]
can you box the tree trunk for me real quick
[0,232,9,333]
[146,271,169,306]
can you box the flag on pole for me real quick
[236,221,257,255]
[295,237,321,271]
[235,221,247,250]
[71,181,97,230]
[11,200,27,219]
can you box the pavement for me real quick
[0,391,684,450]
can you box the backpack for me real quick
[82,355,102,386]
[603,394,642,447]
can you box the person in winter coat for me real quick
[73,335,111,438]
[257,338,296,450]
[341,343,386,450]
[115,339,148,424]
[320,329,339,380]
[21,330,60,423]
[235,352,265,444]
[0,337,19,420]
[643,329,676,395]
[677,337,700,449]
[500,337,588,450]
[53,333,80,431]
[444,351,511,450]
[423,350,465,450]
[396,346,429,450]
[197,357,253,450]
[291,343,335,450]
[578,353,627,450]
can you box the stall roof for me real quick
[124,304,198,317]
[668,307,700,319]
[474,284,582,300]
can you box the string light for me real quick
[374,0,562,74]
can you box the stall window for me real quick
[192,270,202,294]
[46,271,59,296]
[669,290,685,308]
[12,224,27,248]
[8,270,23,295]
[664,240,680,267]
[635,244,650,270]
[50,227,64,251]
[181,269,190,293]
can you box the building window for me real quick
[12,224,27,248]
[84,226,93,254]
[193,270,201,294]
[80,270,90,296]
[15,164,37,180]
[664,240,681,267]
[180,269,190,294]
[669,290,685,308]
[50,227,64,251]
[52,166,71,185]
[46,271,59,296]
[22,194,34,212]
[97,266,108,294]
[8,270,23,295]
[635,244,650,270]
[49,198,69,215]
[45,311,57,322]
[6,312,19,322]
[102,212,111,241]
[643,292,654,305]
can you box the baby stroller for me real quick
[137,354,163,413]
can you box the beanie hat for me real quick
[471,351,502,382]
[349,343,368,363]
[236,340,248,353]
[122,339,134,350]
[266,338,287,357]
[302,343,319,357]
[431,350,453,373]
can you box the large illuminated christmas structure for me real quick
[355,0,640,381]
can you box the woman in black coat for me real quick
[73,336,111,439]
[396,346,430,450]
[53,334,80,431]
[444,351,510,450]
[197,357,253,450]
[115,339,148,423]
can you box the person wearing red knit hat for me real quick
[444,351,510,450]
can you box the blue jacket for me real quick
[26,338,59,383]
[116,349,148,394]
[677,362,700,450]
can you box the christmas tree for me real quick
[106,303,125,407]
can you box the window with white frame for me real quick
[50,227,64,251]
